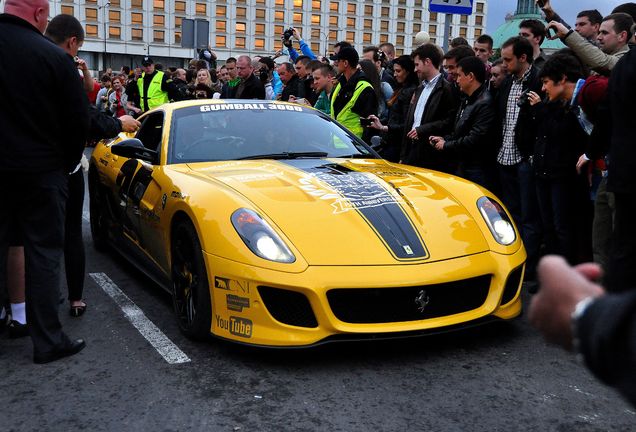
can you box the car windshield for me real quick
[168,102,375,163]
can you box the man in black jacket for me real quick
[278,62,300,102]
[0,0,89,363]
[496,36,544,282]
[401,44,459,172]
[232,55,265,100]
[429,56,496,189]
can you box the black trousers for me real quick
[606,193,636,293]
[65,169,85,301]
[0,170,71,354]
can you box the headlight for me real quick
[477,197,516,246]
[231,208,296,263]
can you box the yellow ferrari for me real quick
[89,99,525,346]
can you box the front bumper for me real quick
[205,249,526,346]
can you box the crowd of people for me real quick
[1,0,636,407]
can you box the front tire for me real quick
[171,220,212,340]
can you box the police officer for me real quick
[134,56,181,113]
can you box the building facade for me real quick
[27,0,487,70]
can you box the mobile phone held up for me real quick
[536,0,545,8]
[359,117,372,127]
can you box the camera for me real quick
[282,28,294,47]
[517,89,531,108]
[359,117,372,127]
[259,67,269,83]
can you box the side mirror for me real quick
[110,138,157,163]
[370,135,383,151]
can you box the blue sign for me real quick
[429,0,473,15]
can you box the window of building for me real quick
[430,12,437,20]
[413,23,421,32]
[195,3,206,15]
[347,3,356,13]
[364,5,373,15]
[275,11,285,21]
[109,26,121,39]
[256,0,266,4]
[255,8,265,19]
[255,38,265,49]
[460,15,468,24]
[216,5,226,16]
[329,29,337,40]
[294,0,303,7]
[476,2,484,13]
[381,7,389,16]
[131,28,143,40]
[346,31,355,41]
[237,7,247,17]
[236,22,246,33]
[216,21,226,32]
[110,0,120,6]
[275,25,284,35]
[85,0,96,3]
[459,27,467,37]
[131,0,142,8]
[61,5,74,15]
[153,29,164,42]
[363,32,371,43]
[396,35,404,45]
[346,17,355,27]
[312,14,320,25]
[397,8,405,18]
[397,22,405,32]
[329,1,338,12]
[363,19,372,29]
[293,12,302,24]
[86,24,98,37]
[236,37,246,48]
[329,16,338,26]
[312,0,321,11]
[175,1,186,12]
[153,15,165,26]
[255,23,265,34]
[274,39,283,49]
[380,20,388,31]
[175,16,182,27]
[154,0,164,10]
[414,10,421,20]
[109,10,120,23]
[85,8,97,21]
[131,12,143,24]
[275,0,285,5]
[474,28,482,37]
[216,35,226,46]
[379,33,388,43]
[475,15,483,26]
[429,24,437,35]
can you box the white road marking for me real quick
[89,272,191,364]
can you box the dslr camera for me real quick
[282,28,294,47]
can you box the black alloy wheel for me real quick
[171,220,212,340]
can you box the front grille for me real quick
[501,265,523,305]
[326,275,491,324]
[258,286,318,328]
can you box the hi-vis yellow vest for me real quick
[330,80,373,138]
[138,71,169,112]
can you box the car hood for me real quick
[186,159,489,265]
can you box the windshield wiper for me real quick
[335,153,378,159]
[238,152,329,160]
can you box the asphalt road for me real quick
[1,177,634,431]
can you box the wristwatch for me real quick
[571,296,596,352]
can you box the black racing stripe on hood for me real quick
[282,159,427,260]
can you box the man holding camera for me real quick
[496,36,544,286]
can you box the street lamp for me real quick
[98,0,110,70]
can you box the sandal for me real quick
[69,303,87,317]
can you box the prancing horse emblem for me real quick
[415,289,430,313]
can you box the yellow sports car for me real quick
[89,99,525,346]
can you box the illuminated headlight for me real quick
[477,197,516,246]
[231,209,296,263]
